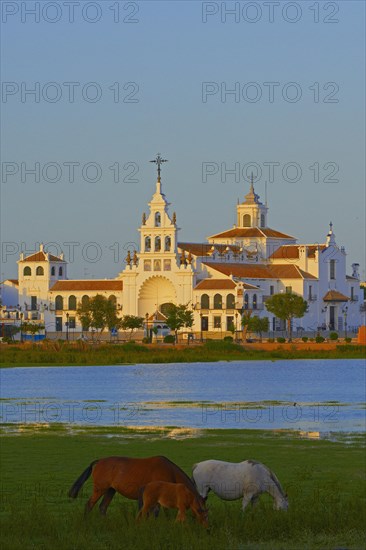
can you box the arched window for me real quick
[243,214,251,227]
[108,295,117,306]
[165,236,171,251]
[201,294,209,309]
[23,266,31,276]
[59,266,63,276]
[214,293,222,309]
[155,236,161,252]
[36,266,44,276]
[55,295,63,310]
[81,295,89,307]
[253,294,257,310]
[68,295,77,310]
[244,294,249,310]
[51,266,55,276]
[260,214,265,228]
[155,212,161,227]
[145,236,151,252]
[226,294,235,309]
[330,259,336,280]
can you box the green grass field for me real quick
[1,426,365,549]
[0,340,365,367]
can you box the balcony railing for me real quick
[307,295,317,302]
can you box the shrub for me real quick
[276,337,286,343]
[267,338,275,343]
[141,337,150,344]
[163,335,175,344]
[329,332,338,341]
[344,337,352,343]
[223,336,233,342]
[315,336,325,343]
[302,336,308,342]
[309,338,314,342]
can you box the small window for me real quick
[81,295,89,307]
[68,295,77,310]
[226,294,235,309]
[23,266,31,276]
[36,266,44,276]
[59,266,63,276]
[155,212,161,227]
[260,214,265,228]
[153,259,161,271]
[253,294,257,310]
[330,259,336,280]
[145,237,151,252]
[55,295,63,310]
[214,294,222,309]
[201,294,209,309]
[243,214,251,227]
[201,316,209,331]
[51,266,55,276]
[286,286,292,294]
[244,294,249,309]
[351,287,354,300]
[308,285,312,300]
[163,259,171,271]
[226,316,234,331]
[68,316,76,329]
[270,285,274,295]
[165,236,171,251]
[155,236,161,252]
[213,316,221,329]
[144,260,152,271]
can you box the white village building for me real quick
[1,157,364,339]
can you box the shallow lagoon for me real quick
[1,359,365,432]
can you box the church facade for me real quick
[1,158,364,339]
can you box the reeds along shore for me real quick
[0,340,365,367]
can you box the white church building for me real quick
[1,156,364,339]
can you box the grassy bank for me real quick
[0,340,365,367]
[1,426,365,549]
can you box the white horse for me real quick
[192,459,288,512]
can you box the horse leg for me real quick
[175,506,186,523]
[99,488,116,515]
[84,488,105,516]
[153,503,161,518]
[250,495,259,508]
[242,492,255,512]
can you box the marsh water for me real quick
[1,360,365,432]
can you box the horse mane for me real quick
[159,456,201,499]
[269,470,286,498]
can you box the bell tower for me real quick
[237,174,268,228]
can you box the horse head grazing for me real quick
[137,481,209,528]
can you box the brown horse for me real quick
[68,455,205,516]
[137,481,209,528]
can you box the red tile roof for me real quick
[148,311,167,321]
[270,245,326,259]
[50,280,123,292]
[323,290,349,302]
[203,262,317,280]
[209,227,295,240]
[5,279,19,286]
[194,279,237,290]
[20,251,65,262]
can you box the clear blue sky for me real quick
[1,0,365,280]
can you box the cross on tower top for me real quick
[150,153,168,182]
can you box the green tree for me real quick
[265,293,308,341]
[165,304,194,344]
[241,310,253,342]
[120,315,144,340]
[76,294,122,340]
[248,316,269,341]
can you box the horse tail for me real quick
[68,459,99,498]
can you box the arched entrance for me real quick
[138,276,177,317]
